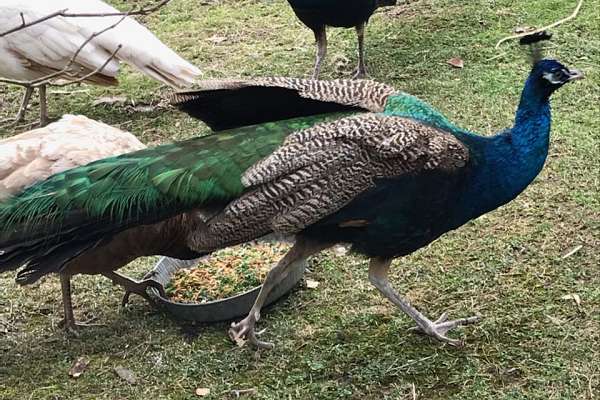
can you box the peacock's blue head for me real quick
[526,59,584,99]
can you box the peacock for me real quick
[0,53,582,347]
[286,0,397,78]
[0,0,201,125]
[0,115,199,333]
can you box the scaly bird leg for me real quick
[102,271,166,308]
[368,257,480,346]
[59,274,79,336]
[13,86,34,125]
[38,84,49,127]
[312,26,327,79]
[119,257,200,305]
[353,23,368,79]
[229,237,328,349]
[58,274,101,335]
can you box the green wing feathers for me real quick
[0,114,348,243]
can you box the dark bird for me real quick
[287,0,396,78]
[0,115,199,334]
[0,58,582,347]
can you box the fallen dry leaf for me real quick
[447,57,464,68]
[68,357,90,379]
[207,35,227,44]
[306,279,320,289]
[195,387,210,397]
[561,293,582,307]
[114,366,137,385]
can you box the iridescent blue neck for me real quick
[381,84,553,227]
[449,76,553,226]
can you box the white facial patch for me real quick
[543,71,564,85]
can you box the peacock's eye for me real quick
[554,69,568,80]
[543,68,569,85]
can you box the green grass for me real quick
[0,0,599,399]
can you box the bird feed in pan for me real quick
[165,242,291,303]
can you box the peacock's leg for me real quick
[13,86,34,124]
[312,26,327,79]
[368,257,480,346]
[353,23,368,79]
[229,237,328,349]
[58,274,80,336]
[102,271,166,307]
[58,274,104,335]
[38,84,49,127]
[119,257,199,306]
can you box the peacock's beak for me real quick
[567,68,584,81]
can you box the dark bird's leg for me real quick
[368,257,480,346]
[13,86,34,124]
[57,274,104,335]
[58,274,80,336]
[102,271,166,307]
[119,257,199,306]
[38,84,49,127]
[229,237,328,349]
[312,26,327,79]
[353,23,368,79]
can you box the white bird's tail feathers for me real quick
[0,0,201,88]
[60,0,202,89]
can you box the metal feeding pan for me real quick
[147,250,307,323]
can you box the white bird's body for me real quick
[0,0,201,124]
[0,114,145,200]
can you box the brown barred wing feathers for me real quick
[191,114,469,249]
[170,78,396,131]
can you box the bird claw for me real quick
[58,318,102,337]
[121,279,166,308]
[59,320,82,338]
[228,316,274,350]
[409,312,481,346]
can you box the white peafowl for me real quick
[0,0,201,125]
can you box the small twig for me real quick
[0,9,67,38]
[0,0,171,37]
[231,388,257,398]
[561,244,583,259]
[411,383,417,400]
[495,0,584,49]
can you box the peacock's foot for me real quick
[228,313,274,350]
[58,317,102,337]
[409,312,481,346]
[121,279,166,308]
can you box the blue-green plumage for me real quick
[305,61,569,259]
[0,61,581,324]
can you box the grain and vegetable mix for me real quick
[166,242,291,303]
